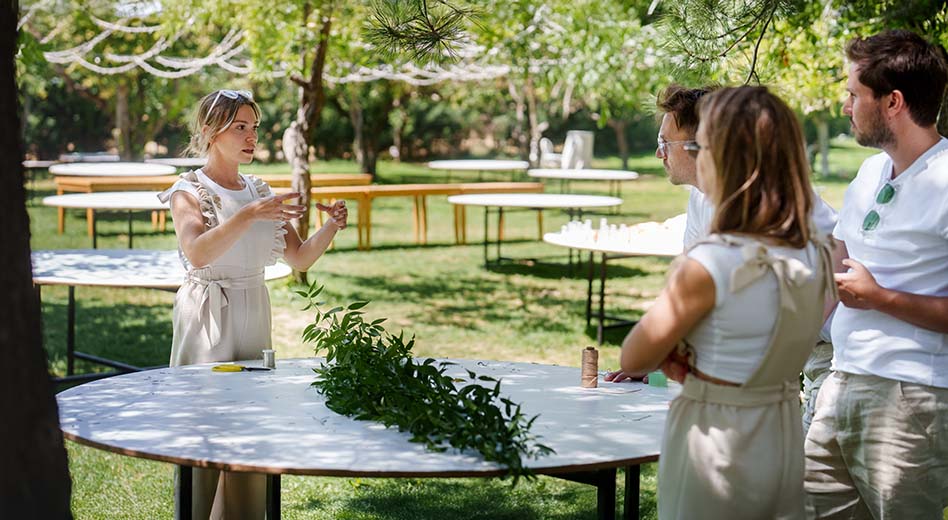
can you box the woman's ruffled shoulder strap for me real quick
[245,174,272,198]
[243,174,287,265]
[161,170,221,230]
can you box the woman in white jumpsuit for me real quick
[158,89,348,519]
[620,87,835,519]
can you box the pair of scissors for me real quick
[212,364,272,372]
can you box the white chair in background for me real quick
[538,138,562,168]
[561,130,594,169]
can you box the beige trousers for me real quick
[804,371,948,519]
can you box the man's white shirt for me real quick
[831,138,948,388]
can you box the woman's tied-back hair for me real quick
[185,90,261,157]
[699,86,813,248]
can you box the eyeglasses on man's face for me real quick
[657,138,697,158]
[205,90,254,124]
[862,182,896,232]
[682,142,703,153]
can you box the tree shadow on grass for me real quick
[487,260,649,281]
[327,272,583,334]
[297,477,602,520]
[40,296,173,379]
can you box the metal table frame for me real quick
[585,251,647,345]
[481,205,588,267]
[176,464,643,520]
[36,283,173,384]
[543,230,683,345]
[34,250,291,384]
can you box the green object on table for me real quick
[648,371,667,387]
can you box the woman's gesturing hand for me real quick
[241,192,305,223]
[316,200,348,230]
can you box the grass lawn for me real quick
[33,141,875,519]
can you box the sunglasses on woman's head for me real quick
[205,90,254,124]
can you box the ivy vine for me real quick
[298,282,554,482]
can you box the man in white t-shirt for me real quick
[804,30,948,518]
[606,86,838,429]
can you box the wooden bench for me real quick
[297,182,546,250]
[53,173,372,236]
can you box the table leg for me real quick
[461,205,467,243]
[597,468,617,520]
[598,252,608,345]
[128,211,134,249]
[537,210,543,240]
[482,207,489,268]
[57,187,65,234]
[267,474,281,520]
[421,196,428,245]
[496,207,504,262]
[624,465,640,520]
[586,251,595,327]
[87,208,95,238]
[554,468,618,520]
[67,286,75,376]
[91,211,98,249]
[364,197,373,251]
[176,465,192,520]
[412,196,420,244]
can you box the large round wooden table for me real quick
[58,358,674,519]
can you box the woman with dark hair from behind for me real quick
[620,86,834,519]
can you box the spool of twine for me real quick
[581,346,599,388]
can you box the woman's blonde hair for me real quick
[185,90,261,157]
[699,86,813,248]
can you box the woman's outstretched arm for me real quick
[282,200,348,271]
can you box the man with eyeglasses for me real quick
[608,85,839,431]
[804,30,948,518]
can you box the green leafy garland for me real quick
[298,282,554,482]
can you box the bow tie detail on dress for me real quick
[200,280,230,347]
[730,243,813,312]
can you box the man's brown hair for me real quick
[656,84,718,133]
[846,29,948,127]
[699,86,813,248]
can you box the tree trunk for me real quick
[1,2,73,516]
[816,116,830,177]
[286,9,333,282]
[524,77,549,167]
[608,119,629,171]
[116,81,132,159]
[348,87,365,168]
[508,80,528,160]
[391,100,404,163]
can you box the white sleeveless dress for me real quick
[158,169,286,520]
